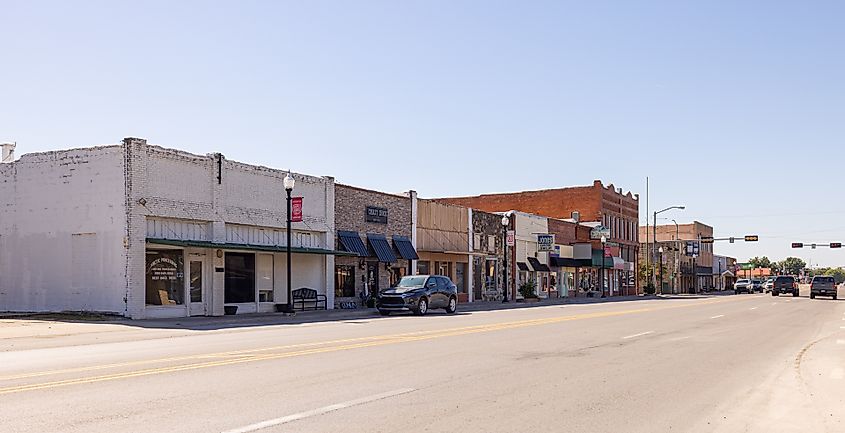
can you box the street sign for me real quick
[506,230,515,247]
[739,263,753,270]
[291,197,303,222]
[831,242,842,249]
[537,234,555,252]
[700,236,714,244]
[744,235,759,242]
[590,225,611,240]
[791,242,804,248]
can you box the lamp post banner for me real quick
[506,230,515,247]
[291,197,303,222]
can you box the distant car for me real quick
[377,275,458,316]
[810,276,837,300]
[763,277,775,292]
[734,279,752,294]
[771,275,798,297]
[750,278,764,293]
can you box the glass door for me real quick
[187,252,207,316]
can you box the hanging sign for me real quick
[506,230,515,247]
[537,234,555,252]
[291,197,303,222]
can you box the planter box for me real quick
[522,297,541,303]
[457,293,469,303]
[223,305,238,315]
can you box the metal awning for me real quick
[527,257,551,272]
[146,238,358,256]
[517,262,530,271]
[337,231,369,256]
[392,235,419,260]
[367,233,396,263]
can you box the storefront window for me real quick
[417,261,430,275]
[189,261,202,303]
[390,266,406,287]
[335,265,356,298]
[225,252,255,303]
[146,249,184,306]
[455,263,467,293]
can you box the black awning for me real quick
[550,257,592,268]
[527,257,551,272]
[517,262,530,271]
[337,231,368,256]
[392,235,419,260]
[367,233,397,263]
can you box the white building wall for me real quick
[0,146,128,314]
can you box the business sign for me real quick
[739,263,753,270]
[506,230,515,247]
[590,225,611,240]
[365,206,388,224]
[291,197,303,222]
[537,234,555,252]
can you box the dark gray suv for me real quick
[377,275,458,316]
[810,276,837,300]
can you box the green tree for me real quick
[780,257,807,275]
[823,267,845,284]
[749,256,772,269]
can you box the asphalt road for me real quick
[1,287,843,433]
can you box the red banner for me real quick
[291,197,303,222]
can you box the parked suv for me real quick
[763,277,775,292]
[750,279,764,293]
[377,275,458,316]
[734,279,752,294]
[810,276,838,300]
[771,275,798,297]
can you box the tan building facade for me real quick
[640,221,714,293]
[416,200,472,302]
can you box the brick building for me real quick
[639,221,714,293]
[333,184,418,309]
[0,138,350,318]
[438,180,640,295]
[470,210,506,301]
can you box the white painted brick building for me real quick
[0,138,346,318]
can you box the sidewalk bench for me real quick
[291,288,327,311]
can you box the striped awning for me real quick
[337,231,368,257]
[392,235,419,260]
[367,233,397,263]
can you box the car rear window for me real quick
[775,276,794,283]
[813,276,835,283]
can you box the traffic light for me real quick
[831,242,842,249]
[744,235,759,242]
[791,243,803,248]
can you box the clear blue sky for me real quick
[2,1,844,266]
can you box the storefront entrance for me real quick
[186,250,208,316]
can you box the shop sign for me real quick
[366,206,388,224]
[590,225,610,240]
[291,197,303,222]
[148,257,179,281]
[506,230,515,247]
[537,234,555,252]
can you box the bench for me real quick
[291,288,327,311]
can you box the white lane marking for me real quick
[750,307,758,310]
[771,302,778,306]
[832,368,844,380]
[221,388,416,433]
[622,331,654,339]
[836,339,845,345]
[668,336,691,341]
[710,315,725,319]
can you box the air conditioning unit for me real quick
[1,142,15,163]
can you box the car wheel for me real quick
[414,297,428,316]
[792,291,798,297]
[734,290,739,295]
[378,310,390,316]
[810,293,815,299]
[834,294,838,300]
[445,296,457,314]
[772,291,778,296]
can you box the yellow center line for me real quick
[0,296,748,395]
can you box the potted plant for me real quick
[518,279,539,302]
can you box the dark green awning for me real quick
[146,238,358,256]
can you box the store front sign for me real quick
[366,206,388,224]
[590,225,610,240]
[537,234,555,252]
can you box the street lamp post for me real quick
[652,206,685,289]
[658,246,664,293]
[282,171,296,314]
[501,214,510,303]
[671,219,679,294]
[600,235,607,298]
[692,253,698,294]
